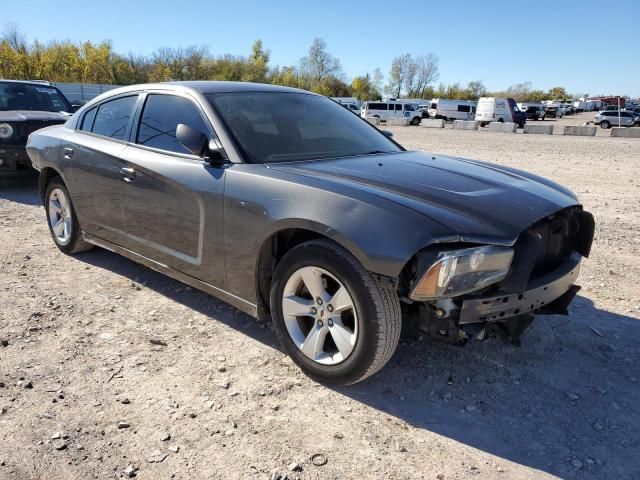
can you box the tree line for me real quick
[1,24,576,102]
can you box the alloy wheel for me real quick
[48,188,72,244]
[281,266,358,365]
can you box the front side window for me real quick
[92,96,138,140]
[207,92,401,164]
[136,94,210,154]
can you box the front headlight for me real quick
[0,123,14,139]
[410,245,514,301]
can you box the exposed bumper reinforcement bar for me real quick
[459,253,581,325]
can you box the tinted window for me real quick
[367,103,387,110]
[457,105,471,113]
[80,107,97,131]
[395,104,402,111]
[208,92,401,164]
[136,94,210,154]
[0,82,72,113]
[92,96,138,140]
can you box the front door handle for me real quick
[63,147,73,159]
[120,167,136,182]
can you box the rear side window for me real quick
[92,96,138,140]
[368,103,387,110]
[457,105,471,113]
[80,107,97,131]
[136,94,210,154]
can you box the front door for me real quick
[116,92,227,288]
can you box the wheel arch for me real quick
[254,223,375,321]
[38,167,65,203]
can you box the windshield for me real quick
[0,82,72,113]
[207,92,401,163]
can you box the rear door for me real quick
[63,93,140,245]
[116,91,227,288]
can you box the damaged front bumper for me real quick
[415,252,583,346]
[459,252,581,325]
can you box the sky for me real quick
[2,0,639,97]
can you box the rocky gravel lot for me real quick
[1,125,639,480]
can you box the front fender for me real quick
[222,164,458,303]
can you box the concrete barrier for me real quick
[387,117,411,126]
[421,118,445,129]
[452,120,479,130]
[487,122,517,133]
[523,124,554,135]
[610,127,640,138]
[365,116,380,126]
[563,126,597,136]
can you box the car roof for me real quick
[100,81,312,97]
[0,79,56,87]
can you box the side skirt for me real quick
[83,232,258,318]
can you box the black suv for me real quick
[522,104,546,121]
[0,80,73,174]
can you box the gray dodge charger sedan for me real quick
[26,81,594,385]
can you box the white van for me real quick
[360,101,422,125]
[475,97,526,127]
[427,99,477,121]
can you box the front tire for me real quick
[45,179,94,254]
[600,120,610,129]
[270,240,401,385]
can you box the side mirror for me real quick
[176,123,228,165]
[177,123,208,157]
[381,130,393,138]
[71,104,82,112]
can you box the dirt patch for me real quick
[1,125,639,480]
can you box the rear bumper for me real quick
[0,145,33,173]
[459,253,581,325]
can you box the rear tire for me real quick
[269,239,401,386]
[45,179,94,254]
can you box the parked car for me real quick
[544,105,563,119]
[427,99,477,122]
[594,110,640,128]
[475,97,526,128]
[521,104,546,121]
[361,100,422,125]
[0,80,74,174]
[339,102,360,114]
[27,81,594,385]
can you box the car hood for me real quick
[270,151,580,245]
[0,110,70,122]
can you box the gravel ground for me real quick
[1,125,639,480]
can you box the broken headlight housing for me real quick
[410,245,514,301]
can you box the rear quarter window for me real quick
[80,107,97,132]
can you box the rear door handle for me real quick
[63,147,73,159]
[120,167,136,182]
